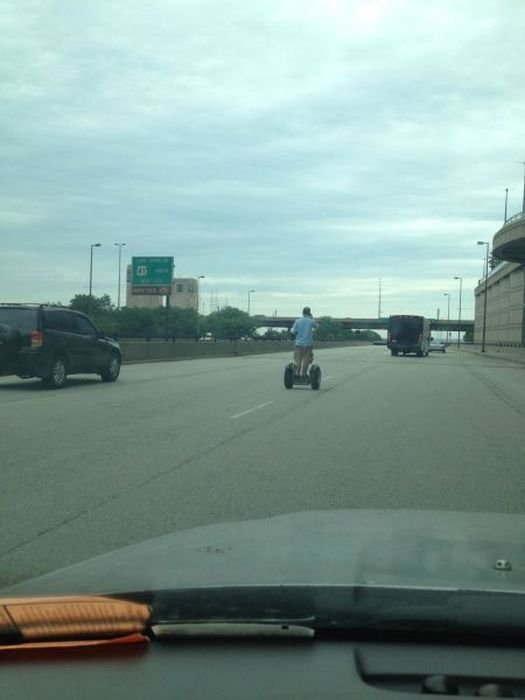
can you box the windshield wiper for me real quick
[152,622,315,639]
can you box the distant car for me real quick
[429,339,446,353]
[0,304,121,388]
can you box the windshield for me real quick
[2,0,525,641]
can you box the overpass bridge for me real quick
[252,317,474,333]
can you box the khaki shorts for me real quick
[294,345,313,371]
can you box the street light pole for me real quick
[88,243,102,317]
[378,278,382,319]
[477,241,490,352]
[454,276,463,349]
[114,243,126,310]
[504,187,509,223]
[196,275,205,340]
[522,161,525,212]
[248,289,255,315]
[443,293,450,344]
[517,160,525,213]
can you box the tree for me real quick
[316,316,348,341]
[116,307,160,338]
[314,317,381,342]
[205,307,255,340]
[70,294,114,315]
[489,254,503,271]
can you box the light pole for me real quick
[516,160,525,212]
[247,289,255,315]
[477,241,490,352]
[114,243,126,310]
[378,278,382,318]
[454,276,463,349]
[443,293,450,344]
[504,187,509,223]
[88,243,102,317]
[196,275,205,339]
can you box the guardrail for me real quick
[503,210,525,226]
[119,339,370,364]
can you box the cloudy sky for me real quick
[2,0,524,319]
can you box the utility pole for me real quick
[247,289,255,315]
[114,243,126,310]
[454,276,463,349]
[477,242,490,352]
[443,293,450,344]
[88,243,102,317]
[519,161,525,212]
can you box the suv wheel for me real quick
[43,356,67,389]
[100,353,121,382]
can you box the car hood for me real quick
[2,509,525,598]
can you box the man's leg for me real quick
[294,346,302,375]
[299,347,311,377]
[298,348,305,377]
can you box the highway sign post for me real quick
[131,257,174,295]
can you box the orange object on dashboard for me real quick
[0,595,150,650]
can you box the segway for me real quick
[284,362,321,390]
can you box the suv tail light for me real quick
[31,330,43,348]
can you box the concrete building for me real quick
[475,212,525,346]
[125,266,200,311]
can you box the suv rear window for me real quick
[0,308,39,333]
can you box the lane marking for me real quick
[230,401,274,420]
[323,375,334,381]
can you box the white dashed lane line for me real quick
[230,401,274,420]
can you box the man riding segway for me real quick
[290,306,317,378]
[283,307,321,390]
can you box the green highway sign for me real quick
[131,256,174,295]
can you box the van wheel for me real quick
[43,356,67,389]
[100,353,121,382]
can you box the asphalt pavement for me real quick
[2,345,525,587]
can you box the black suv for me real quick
[0,304,121,388]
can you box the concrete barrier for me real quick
[120,340,369,364]
[457,343,525,365]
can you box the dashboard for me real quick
[2,638,525,699]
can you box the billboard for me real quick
[131,256,174,295]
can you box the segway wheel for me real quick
[310,364,321,390]
[284,363,295,389]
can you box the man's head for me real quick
[302,306,312,317]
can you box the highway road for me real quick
[2,345,525,587]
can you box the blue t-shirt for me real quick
[291,316,317,346]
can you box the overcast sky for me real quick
[2,0,524,319]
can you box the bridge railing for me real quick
[503,210,525,226]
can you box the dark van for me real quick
[0,304,121,388]
[387,315,431,357]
